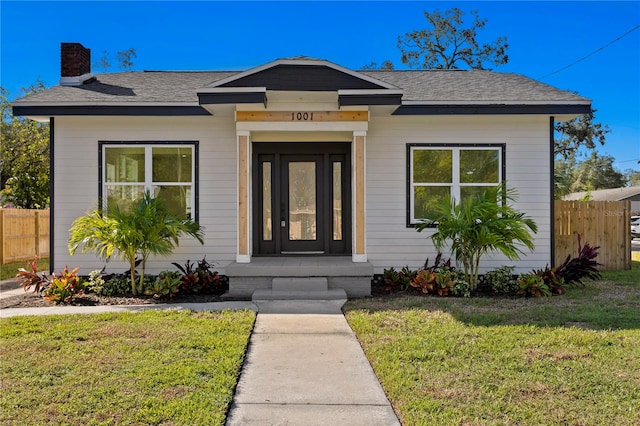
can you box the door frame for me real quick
[252,142,352,256]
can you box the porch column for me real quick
[237,131,251,263]
[353,131,367,262]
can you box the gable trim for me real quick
[205,58,400,90]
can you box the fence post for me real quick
[35,210,41,258]
[0,209,4,264]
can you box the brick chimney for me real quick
[60,43,93,86]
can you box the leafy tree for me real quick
[0,83,50,208]
[417,185,537,292]
[93,48,137,72]
[624,169,640,187]
[555,152,627,195]
[554,154,578,199]
[361,60,395,70]
[68,192,204,295]
[94,50,112,73]
[571,152,627,191]
[398,8,508,70]
[116,48,137,70]
[554,108,609,159]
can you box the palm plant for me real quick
[417,185,537,292]
[68,192,204,295]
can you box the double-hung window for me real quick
[407,144,504,226]
[100,142,197,220]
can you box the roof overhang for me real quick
[12,102,211,119]
[393,102,591,118]
[338,89,403,107]
[197,87,267,106]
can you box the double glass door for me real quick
[254,143,350,255]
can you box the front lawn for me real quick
[345,261,640,425]
[0,309,255,425]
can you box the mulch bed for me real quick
[0,290,232,310]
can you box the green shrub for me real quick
[448,270,470,298]
[482,266,519,296]
[145,271,181,299]
[516,273,551,297]
[382,266,416,293]
[96,275,132,296]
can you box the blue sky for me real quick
[1,1,639,172]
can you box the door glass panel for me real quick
[289,162,316,241]
[333,162,342,241]
[262,162,272,241]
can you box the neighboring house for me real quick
[12,43,591,297]
[564,186,640,214]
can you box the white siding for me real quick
[53,116,237,275]
[53,113,553,278]
[365,115,552,274]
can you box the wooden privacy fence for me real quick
[0,209,50,264]
[555,200,631,271]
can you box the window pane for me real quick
[105,147,144,183]
[106,185,145,212]
[460,186,491,207]
[333,162,342,241]
[414,186,450,220]
[289,162,316,241]
[152,147,192,183]
[262,162,272,241]
[413,149,452,183]
[460,150,499,183]
[153,185,191,219]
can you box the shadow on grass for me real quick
[344,261,640,330]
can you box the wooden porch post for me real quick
[353,132,367,262]
[237,132,251,263]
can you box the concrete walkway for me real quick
[0,286,400,425]
[226,300,400,425]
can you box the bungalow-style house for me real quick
[13,43,591,298]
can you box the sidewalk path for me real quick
[226,300,400,425]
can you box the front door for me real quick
[253,143,351,255]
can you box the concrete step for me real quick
[272,277,328,292]
[252,288,347,301]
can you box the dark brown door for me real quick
[253,143,350,255]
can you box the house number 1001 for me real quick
[291,112,314,121]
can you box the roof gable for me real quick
[208,58,398,91]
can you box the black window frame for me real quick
[406,143,506,228]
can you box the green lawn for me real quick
[0,309,255,425]
[0,258,50,281]
[345,261,640,425]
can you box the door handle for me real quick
[281,218,286,228]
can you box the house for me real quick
[564,186,640,214]
[12,43,591,297]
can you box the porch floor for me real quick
[226,256,373,298]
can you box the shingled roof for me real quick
[12,57,590,117]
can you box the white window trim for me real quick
[100,142,197,220]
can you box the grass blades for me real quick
[345,261,640,425]
[0,309,255,425]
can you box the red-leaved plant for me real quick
[16,256,49,293]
